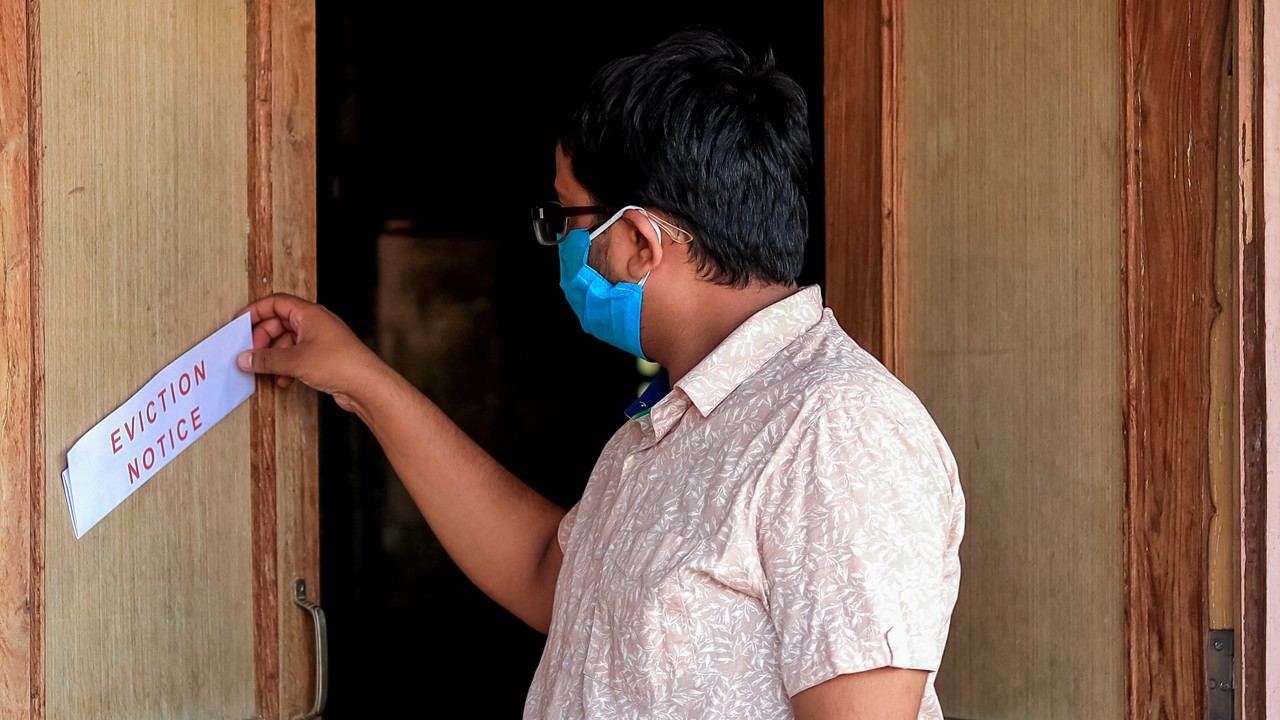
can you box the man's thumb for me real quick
[238,348,291,377]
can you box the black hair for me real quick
[559,29,811,288]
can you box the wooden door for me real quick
[824,0,1267,718]
[0,1,320,718]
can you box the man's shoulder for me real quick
[768,310,915,406]
[748,310,953,451]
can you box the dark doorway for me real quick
[315,4,824,717]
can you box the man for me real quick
[238,29,964,719]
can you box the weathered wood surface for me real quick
[39,1,256,717]
[903,1,1125,717]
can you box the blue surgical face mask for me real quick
[558,205,660,360]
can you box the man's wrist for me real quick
[334,350,401,429]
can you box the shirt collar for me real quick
[674,284,823,418]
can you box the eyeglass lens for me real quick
[531,204,565,246]
[531,203,610,245]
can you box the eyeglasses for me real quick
[530,201,694,246]
[530,202,609,246]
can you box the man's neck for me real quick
[651,282,801,385]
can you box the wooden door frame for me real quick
[823,0,900,370]
[1247,0,1279,715]
[824,0,1270,717]
[1239,1,1272,717]
[0,0,42,715]
[0,1,318,718]
[248,0,321,718]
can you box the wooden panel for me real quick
[1259,1,1280,716]
[0,0,38,717]
[247,1,279,716]
[1122,1,1230,718]
[264,0,319,715]
[1207,1,1240,634]
[900,2,1125,717]
[823,0,896,365]
[39,1,256,718]
[248,0,318,714]
[1238,1,1269,716]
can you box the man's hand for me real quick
[236,293,387,415]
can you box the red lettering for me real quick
[111,429,123,455]
[178,372,191,395]
[176,417,189,442]
[190,406,202,432]
[156,434,168,458]
[167,427,176,452]
[124,414,138,442]
[193,360,206,385]
[145,400,157,424]
[127,458,140,484]
[142,447,156,471]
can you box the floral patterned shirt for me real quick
[524,285,965,719]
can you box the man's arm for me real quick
[237,293,566,632]
[759,402,960,718]
[790,668,927,720]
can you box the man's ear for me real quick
[620,208,665,282]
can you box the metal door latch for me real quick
[1207,629,1234,720]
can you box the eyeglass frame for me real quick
[530,201,693,246]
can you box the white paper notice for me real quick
[61,313,256,539]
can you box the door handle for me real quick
[292,578,329,720]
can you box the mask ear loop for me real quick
[586,205,641,241]
[637,209,665,287]
[589,206,664,287]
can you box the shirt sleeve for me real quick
[756,402,963,697]
[557,502,581,553]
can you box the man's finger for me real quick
[252,316,289,350]
[241,293,307,327]
[237,346,297,379]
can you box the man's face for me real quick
[554,145,620,282]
